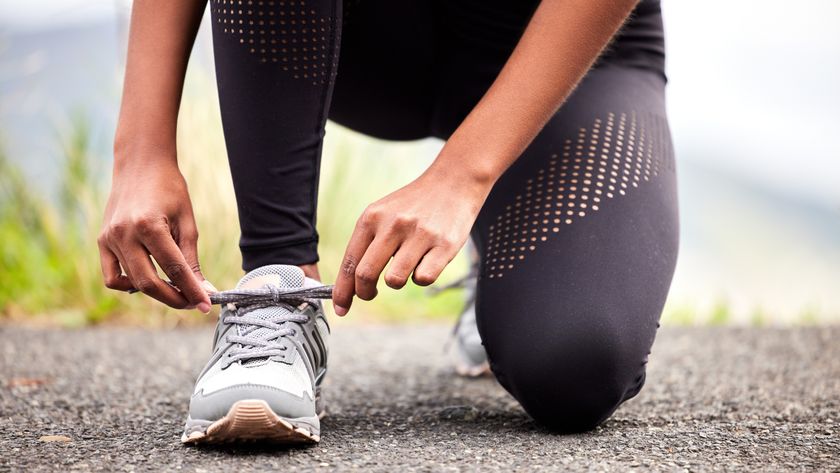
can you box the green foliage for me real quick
[0,116,125,324]
[708,299,732,326]
[749,306,767,327]
[797,306,820,325]
[661,303,698,326]
[0,75,467,325]
[2,73,829,326]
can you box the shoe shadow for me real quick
[187,441,317,455]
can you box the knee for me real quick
[490,323,644,433]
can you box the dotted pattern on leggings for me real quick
[484,112,673,279]
[211,0,337,85]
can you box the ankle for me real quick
[300,263,321,281]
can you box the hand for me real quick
[332,169,491,316]
[98,157,213,312]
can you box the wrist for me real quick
[422,155,496,212]
[113,104,180,166]
[431,115,524,191]
[425,145,501,195]
[113,128,179,175]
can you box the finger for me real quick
[176,224,218,295]
[107,239,143,295]
[98,237,134,292]
[412,246,455,286]
[201,280,219,294]
[122,242,191,309]
[141,228,211,313]
[176,222,205,282]
[384,238,429,290]
[354,233,401,301]
[333,222,375,316]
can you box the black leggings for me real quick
[210,0,678,432]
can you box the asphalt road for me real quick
[1,324,838,472]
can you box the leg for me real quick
[190,3,342,442]
[328,0,438,140]
[471,64,678,432]
[210,0,342,271]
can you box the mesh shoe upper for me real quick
[188,265,329,421]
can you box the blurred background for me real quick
[0,0,838,327]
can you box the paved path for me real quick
[1,325,838,471]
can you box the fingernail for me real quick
[334,304,348,317]
[201,280,219,293]
[198,302,211,314]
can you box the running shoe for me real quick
[433,260,491,378]
[182,264,331,445]
[452,296,491,378]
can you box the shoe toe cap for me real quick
[189,358,315,421]
[189,383,315,421]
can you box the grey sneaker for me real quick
[453,299,491,378]
[432,261,491,378]
[182,264,330,445]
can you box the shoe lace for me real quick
[209,285,333,368]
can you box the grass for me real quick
[0,72,467,326]
[1,71,835,327]
[0,116,124,326]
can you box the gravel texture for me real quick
[1,324,838,472]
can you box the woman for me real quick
[99,0,678,443]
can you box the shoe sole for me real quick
[455,360,492,378]
[181,399,323,445]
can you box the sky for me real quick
[662,0,840,206]
[0,0,130,30]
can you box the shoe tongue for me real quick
[234,265,305,366]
